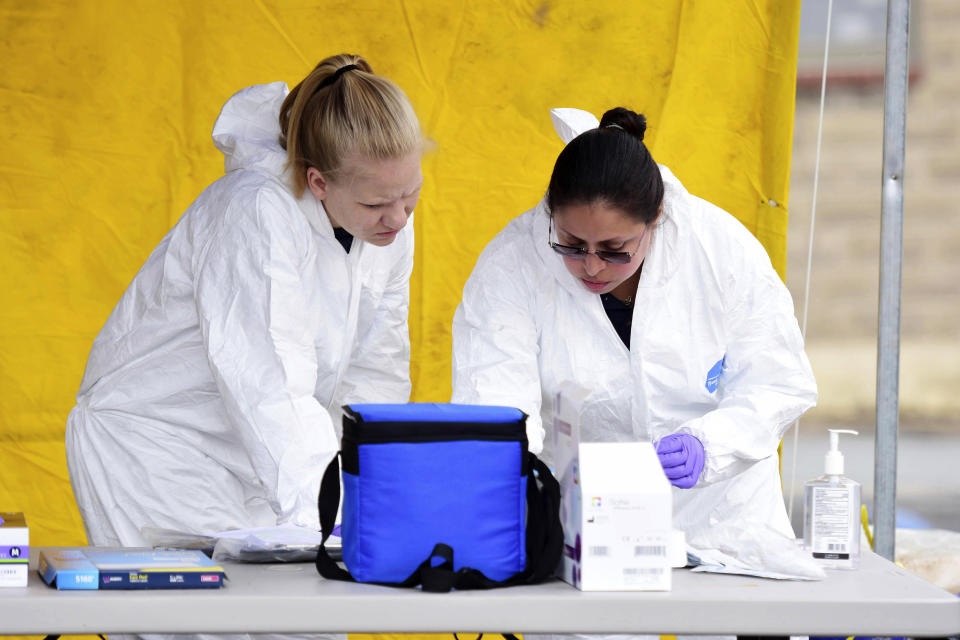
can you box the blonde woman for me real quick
[66,54,424,551]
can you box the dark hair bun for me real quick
[599,107,647,141]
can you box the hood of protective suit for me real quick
[549,107,599,144]
[212,81,290,177]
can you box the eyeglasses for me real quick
[548,217,646,265]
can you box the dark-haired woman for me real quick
[452,107,816,568]
[66,53,424,554]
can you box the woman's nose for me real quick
[383,204,408,230]
[583,252,604,276]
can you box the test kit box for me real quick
[38,548,227,590]
[38,549,98,590]
[552,387,673,591]
[0,512,29,587]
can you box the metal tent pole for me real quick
[874,0,911,561]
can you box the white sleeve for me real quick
[195,188,337,530]
[338,224,414,407]
[677,235,818,484]
[451,238,546,453]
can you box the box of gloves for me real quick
[0,512,29,587]
[552,385,672,591]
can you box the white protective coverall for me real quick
[66,82,414,554]
[452,109,818,581]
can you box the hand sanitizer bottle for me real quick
[803,429,861,569]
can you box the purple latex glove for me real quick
[656,433,705,489]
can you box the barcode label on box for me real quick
[634,545,666,557]
[623,568,664,576]
[623,566,666,586]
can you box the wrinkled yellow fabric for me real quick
[1,2,798,638]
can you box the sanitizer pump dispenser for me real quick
[803,428,861,569]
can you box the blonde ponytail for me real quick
[279,53,422,196]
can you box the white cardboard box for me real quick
[552,386,672,591]
[0,512,29,587]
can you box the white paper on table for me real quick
[688,545,823,581]
[690,563,823,581]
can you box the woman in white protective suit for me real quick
[66,53,423,559]
[452,106,818,576]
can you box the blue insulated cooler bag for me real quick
[315,403,563,592]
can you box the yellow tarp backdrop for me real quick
[1,1,799,637]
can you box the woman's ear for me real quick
[306,167,328,200]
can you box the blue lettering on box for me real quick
[705,356,725,393]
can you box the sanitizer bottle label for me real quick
[810,486,855,559]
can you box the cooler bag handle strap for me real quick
[522,453,564,583]
[405,542,462,592]
[315,452,353,582]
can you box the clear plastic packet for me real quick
[140,524,341,563]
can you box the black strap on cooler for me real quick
[315,451,563,593]
[315,451,353,582]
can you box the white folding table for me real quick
[2,548,958,636]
